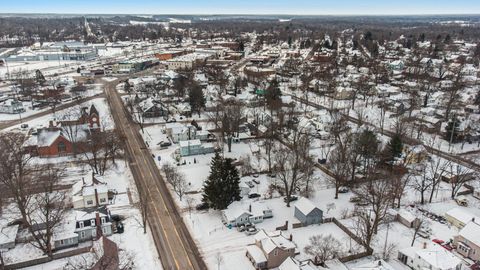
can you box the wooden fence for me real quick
[3,244,92,270]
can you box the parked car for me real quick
[252,179,260,184]
[248,193,261,199]
[283,195,298,203]
[246,181,255,188]
[349,196,362,203]
[245,227,258,235]
[442,243,454,251]
[432,239,445,245]
[455,196,468,206]
[338,186,349,193]
[252,173,259,178]
[417,230,430,238]
[196,202,209,211]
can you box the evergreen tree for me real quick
[188,83,206,117]
[387,134,403,161]
[265,79,282,108]
[202,152,241,210]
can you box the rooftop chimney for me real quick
[95,212,103,240]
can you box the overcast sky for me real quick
[1,0,478,15]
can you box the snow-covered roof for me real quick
[279,257,317,270]
[255,229,296,254]
[351,260,396,270]
[179,139,201,148]
[294,197,320,216]
[397,209,417,223]
[416,244,461,269]
[458,221,480,248]
[246,245,267,263]
[445,208,478,225]
[0,225,19,246]
[36,129,62,147]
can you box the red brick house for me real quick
[24,105,100,157]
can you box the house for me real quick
[278,257,317,270]
[165,123,197,143]
[221,201,273,227]
[453,221,480,261]
[404,145,429,164]
[91,236,119,270]
[75,209,112,243]
[179,139,215,157]
[138,97,169,118]
[72,173,110,209]
[445,207,479,229]
[0,225,19,250]
[0,99,25,114]
[294,198,323,226]
[246,230,297,269]
[388,60,405,71]
[350,260,396,270]
[398,243,462,270]
[396,209,421,228]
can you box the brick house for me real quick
[24,105,100,157]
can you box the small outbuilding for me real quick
[294,197,323,226]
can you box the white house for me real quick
[398,243,462,270]
[72,174,110,209]
[0,99,25,114]
[278,257,317,270]
[165,123,197,143]
[221,201,273,227]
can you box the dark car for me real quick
[284,195,298,203]
[196,202,209,211]
[248,193,261,199]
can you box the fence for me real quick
[3,244,92,270]
[329,217,373,263]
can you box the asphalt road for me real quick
[0,93,104,130]
[104,80,207,270]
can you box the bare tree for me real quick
[411,217,429,246]
[448,163,477,199]
[328,141,351,199]
[82,130,122,175]
[304,234,343,266]
[24,164,67,258]
[275,129,312,206]
[161,162,189,201]
[353,178,393,235]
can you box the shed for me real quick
[294,197,323,226]
[0,225,19,250]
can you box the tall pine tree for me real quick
[387,134,403,161]
[202,152,241,210]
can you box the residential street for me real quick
[103,79,207,270]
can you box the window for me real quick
[60,239,64,245]
[100,198,106,203]
[102,227,108,234]
[92,230,96,237]
[101,217,106,224]
[80,231,85,238]
[57,141,67,153]
[274,250,278,256]
[87,200,93,205]
[91,219,95,226]
[79,221,84,228]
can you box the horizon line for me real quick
[0,12,480,17]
